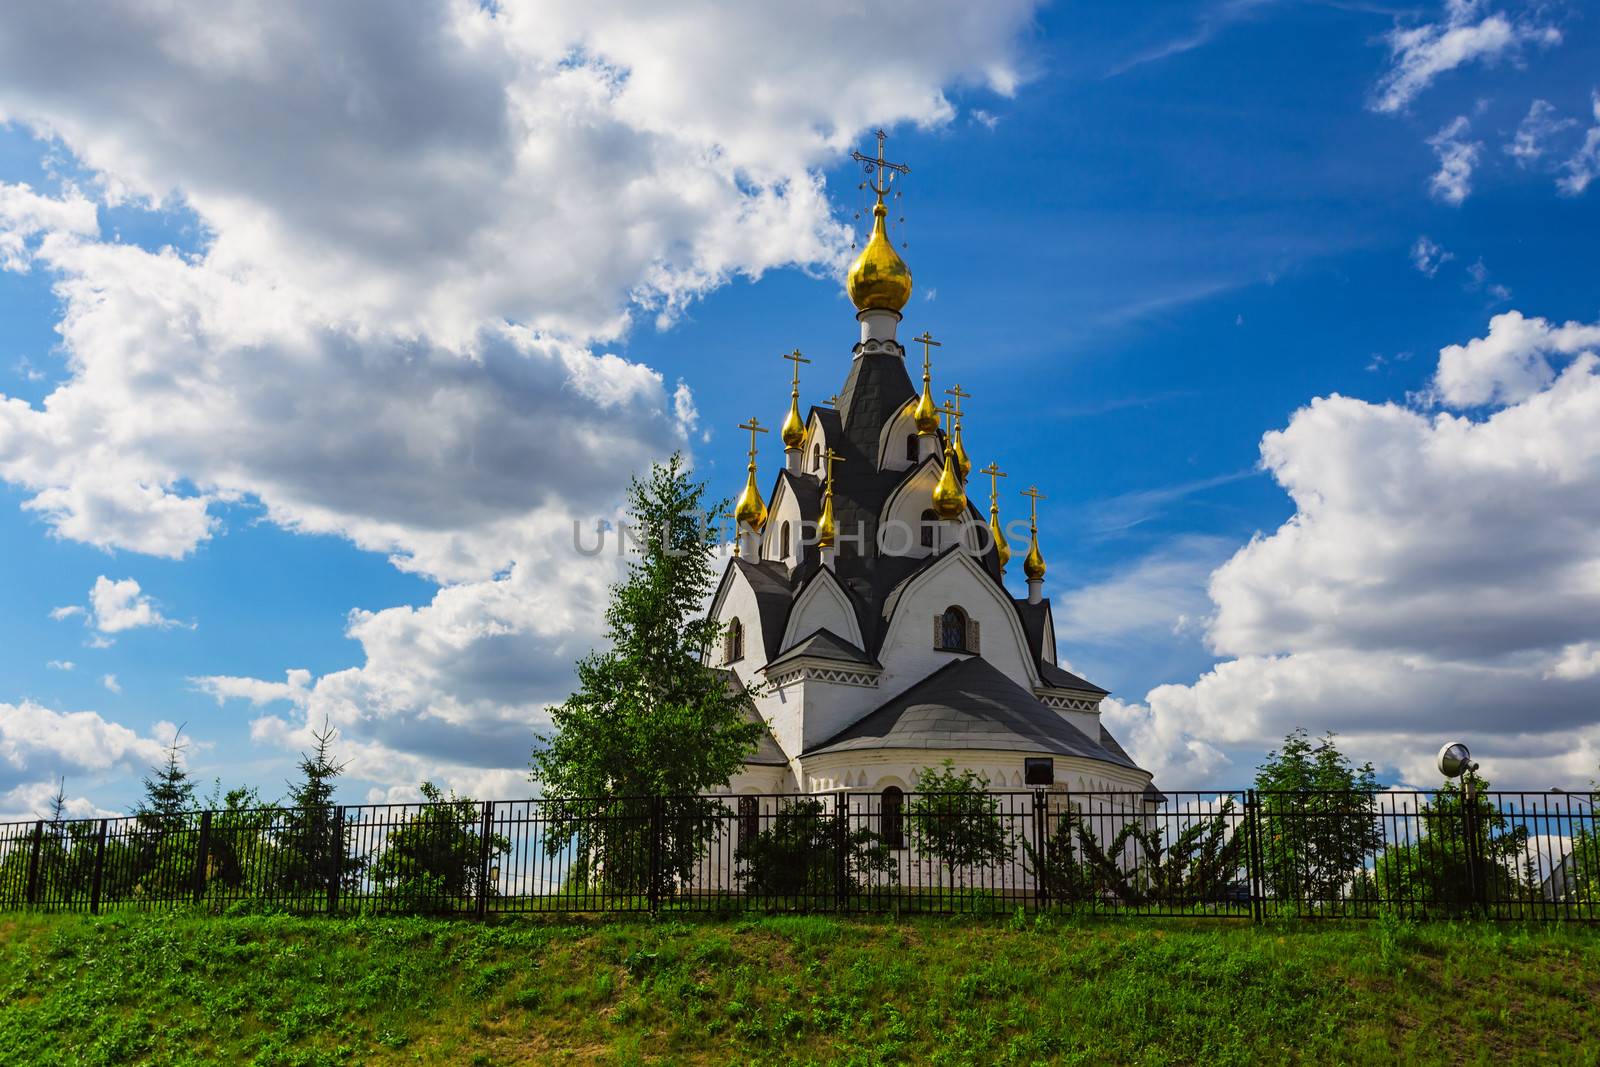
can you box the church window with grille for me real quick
[811,443,823,471]
[737,795,759,849]
[779,521,791,559]
[881,786,905,849]
[725,617,744,663]
[920,508,939,549]
[905,434,918,462]
[936,605,978,653]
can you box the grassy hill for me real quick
[1,910,1596,1065]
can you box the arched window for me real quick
[939,605,968,651]
[905,434,918,462]
[920,508,940,550]
[725,617,744,663]
[811,442,823,472]
[881,786,904,849]
[779,521,791,559]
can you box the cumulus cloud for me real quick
[0,1,1043,792]
[0,700,169,798]
[1410,235,1453,277]
[1427,116,1481,205]
[1372,0,1561,115]
[1557,91,1600,196]
[87,576,179,633]
[101,674,120,695]
[45,660,74,671]
[1114,310,1600,788]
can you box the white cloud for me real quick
[1410,235,1454,277]
[0,182,97,272]
[0,699,168,795]
[0,780,119,823]
[1427,116,1481,205]
[1505,98,1577,166]
[1113,310,1600,788]
[101,674,120,695]
[1372,1,1561,115]
[45,660,74,671]
[1054,536,1230,643]
[0,2,1043,790]
[87,576,178,633]
[191,669,312,708]
[48,605,84,621]
[1557,91,1600,196]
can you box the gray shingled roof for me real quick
[763,627,880,672]
[715,669,789,766]
[1039,659,1109,695]
[804,655,1139,769]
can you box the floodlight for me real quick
[1436,741,1476,779]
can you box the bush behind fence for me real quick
[0,789,1595,921]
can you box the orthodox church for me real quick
[707,135,1157,805]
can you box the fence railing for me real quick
[0,789,1594,920]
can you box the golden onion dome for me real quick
[817,491,836,549]
[1023,529,1047,582]
[734,466,767,531]
[912,377,940,436]
[846,202,912,313]
[953,421,972,480]
[932,440,966,520]
[990,505,1010,571]
[780,394,806,450]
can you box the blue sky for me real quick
[1,1,1598,816]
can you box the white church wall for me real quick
[760,480,804,569]
[710,567,767,690]
[798,749,1150,797]
[875,403,921,472]
[875,553,1039,700]
[781,571,864,650]
[876,462,985,559]
[767,668,883,756]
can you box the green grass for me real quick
[0,910,1596,1065]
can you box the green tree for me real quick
[908,761,1009,887]
[370,782,509,913]
[1373,776,1530,916]
[132,728,200,900]
[734,797,896,904]
[531,455,765,900]
[1254,729,1383,909]
[275,720,353,896]
[199,784,279,900]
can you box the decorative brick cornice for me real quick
[770,662,881,689]
[1033,690,1101,713]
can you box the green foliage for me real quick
[1255,729,1384,907]
[1026,800,1245,908]
[531,454,765,899]
[369,782,509,913]
[2,912,1599,1065]
[733,797,897,902]
[908,762,1010,884]
[1372,776,1531,916]
[273,721,356,894]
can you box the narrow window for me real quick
[738,796,759,850]
[726,617,744,663]
[1024,758,1055,787]
[905,434,918,462]
[780,521,791,559]
[939,606,967,651]
[920,508,939,550]
[812,443,823,472]
[881,786,904,849]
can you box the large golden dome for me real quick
[846,203,912,312]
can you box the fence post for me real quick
[1246,790,1264,924]
[327,806,345,917]
[90,819,108,916]
[647,795,662,914]
[24,820,44,908]
[1031,790,1047,908]
[834,792,849,912]
[192,810,213,904]
[476,800,494,919]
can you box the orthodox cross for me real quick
[1021,485,1046,529]
[782,348,810,393]
[980,462,1007,506]
[821,394,839,407]
[912,331,940,381]
[823,447,846,493]
[943,383,971,429]
[851,129,911,201]
[738,416,768,468]
[938,399,961,433]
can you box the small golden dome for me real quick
[846,203,912,313]
[990,504,1010,572]
[780,395,805,450]
[734,467,767,531]
[1023,530,1046,582]
[817,491,836,549]
[912,378,939,436]
[932,440,966,520]
[953,421,972,480]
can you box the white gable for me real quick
[781,569,864,650]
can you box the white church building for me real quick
[705,136,1158,810]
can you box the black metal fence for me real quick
[0,789,1594,921]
